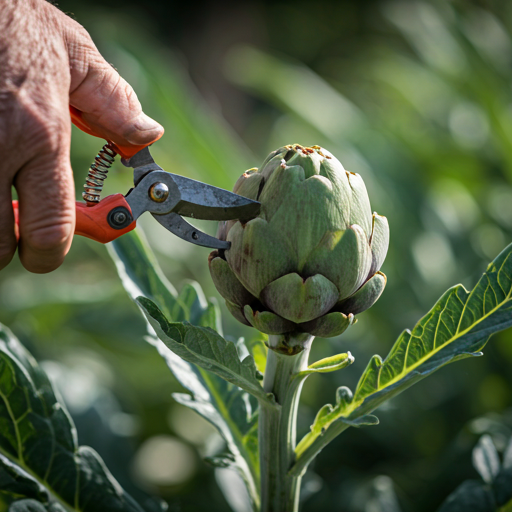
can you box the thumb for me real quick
[66,25,163,146]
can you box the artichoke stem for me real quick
[259,334,313,512]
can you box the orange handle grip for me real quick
[13,195,136,244]
[13,200,19,242]
[69,106,161,159]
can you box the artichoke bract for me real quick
[208,144,389,338]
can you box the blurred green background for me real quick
[3,0,512,510]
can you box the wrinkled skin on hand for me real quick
[209,144,389,338]
[0,0,163,273]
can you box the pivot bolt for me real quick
[113,211,127,224]
[149,182,169,203]
[107,206,133,229]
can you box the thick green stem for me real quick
[259,333,313,512]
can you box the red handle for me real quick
[11,106,157,244]
[69,106,162,159]
[13,195,136,244]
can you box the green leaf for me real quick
[165,354,259,509]
[0,324,148,512]
[143,326,260,508]
[109,230,261,509]
[245,336,267,376]
[436,480,496,512]
[0,454,48,502]
[473,435,500,484]
[434,435,512,511]
[108,229,223,333]
[9,500,49,512]
[108,229,188,322]
[298,352,354,376]
[8,500,67,512]
[137,297,272,404]
[292,243,512,476]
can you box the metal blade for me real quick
[170,174,260,221]
[153,212,230,250]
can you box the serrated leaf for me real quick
[110,231,261,509]
[293,243,512,476]
[473,435,500,484]
[137,296,271,404]
[299,386,378,449]
[355,244,512,406]
[0,454,48,502]
[0,325,148,512]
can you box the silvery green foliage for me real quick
[109,232,261,509]
[209,144,389,338]
[0,325,160,512]
[291,243,512,477]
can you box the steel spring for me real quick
[82,142,117,204]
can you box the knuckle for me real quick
[74,23,93,44]
[64,16,95,47]
[0,90,27,155]
[24,107,70,156]
[122,79,140,108]
[106,76,140,116]
[66,23,103,86]
[0,95,70,164]
[69,20,109,65]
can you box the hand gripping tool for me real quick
[12,107,260,249]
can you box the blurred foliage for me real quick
[437,434,512,511]
[2,0,512,510]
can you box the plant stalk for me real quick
[259,333,313,512]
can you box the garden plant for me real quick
[0,142,511,512]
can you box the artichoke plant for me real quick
[209,144,389,339]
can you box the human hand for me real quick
[0,0,164,273]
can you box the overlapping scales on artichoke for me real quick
[208,144,389,338]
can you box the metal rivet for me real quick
[107,206,133,229]
[192,232,199,240]
[149,182,169,203]
[113,211,127,224]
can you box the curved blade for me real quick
[170,174,260,221]
[123,148,260,221]
[153,212,230,249]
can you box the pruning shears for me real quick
[12,107,260,249]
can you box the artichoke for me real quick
[208,144,389,338]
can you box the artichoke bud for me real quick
[208,144,389,338]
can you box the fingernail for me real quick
[126,113,164,145]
